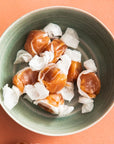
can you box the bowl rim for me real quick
[0,6,114,136]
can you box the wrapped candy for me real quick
[80,71,101,98]
[67,61,82,82]
[34,94,74,116]
[77,59,101,113]
[13,67,38,92]
[64,49,82,82]
[24,30,50,56]
[46,39,67,63]
[77,59,101,98]
[38,64,67,93]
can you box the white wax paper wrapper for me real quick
[34,82,49,99]
[78,96,94,104]
[61,27,79,49]
[77,69,93,98]
[59,82,74,101]
[3,84,22,110]
[82,102,94,113]
[44,23,62,39]
[34,100,74,116]
[65,48,81,62]
[84,59,97,72]
[56,54,71,75]
[78,96,94,113]
[29,51,54,71]
[58,105,74,116]
[14,50,32,64]
[24,85,38,100]
[24,82,49,100]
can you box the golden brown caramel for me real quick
[80,72,101,98]
[39,64,67,93]
[13,68,38,92]
[38,103,54,113]
[46,39,67,63]
[67,61,82,82]
[38,94,64,113]
[46,94,64,107]
[24,30,50,56]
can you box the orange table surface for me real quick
[0,0,114,144]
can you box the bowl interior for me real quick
[0,7,114,135]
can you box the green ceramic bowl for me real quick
[0,6,114,136]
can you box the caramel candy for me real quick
[24,30,50,56]
[39,94,64,114]
[46,39,67,63]
[13,67,38,92]
[46,93,64,107]
[67,61,82,82]
[39,64,67,93]
[80,72,101,98]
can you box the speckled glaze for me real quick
[0,6,114,136]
